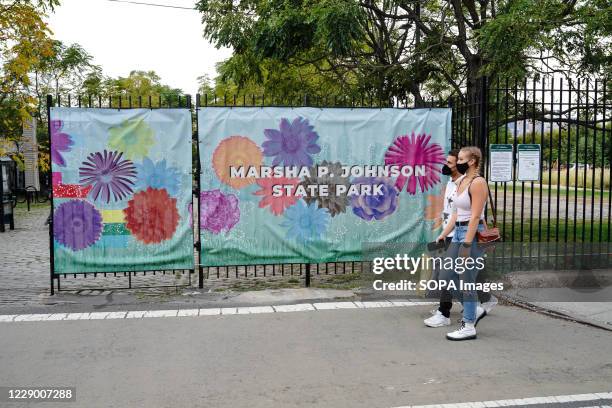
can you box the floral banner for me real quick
[198,107,451,266]
[50,108,194,273]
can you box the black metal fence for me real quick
[478,78,610,245]
[451,77,611,272]
[46,94,195,294]
[193,94,432,286]
[44,77,611,293]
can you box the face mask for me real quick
[456,162,469,174]
[441,165,453,176]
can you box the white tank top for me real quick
[453,177,486,222]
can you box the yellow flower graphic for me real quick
[108,118,155,159]
[213,136,263,189]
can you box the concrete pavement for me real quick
[2,304,612,408]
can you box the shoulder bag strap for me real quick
[467,176,497,228]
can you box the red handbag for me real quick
[467,176,502,243]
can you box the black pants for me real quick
[437,237,491,318]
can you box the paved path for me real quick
[495,190,610,221]
[1,304,611,408]
[0,206,195,305]
[0,206,50,304]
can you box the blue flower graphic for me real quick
[262,117,321,167]
[135,158,181,196]
[281,200,330,243]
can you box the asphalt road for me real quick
[1,305,611,408]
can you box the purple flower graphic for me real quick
[350,177,399,221]
[262,117,321,167]
[79,150,137,203]
[50,120,74,167]
[200,189,240,234]
[53,200,103,251]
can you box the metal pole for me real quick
[186,95,197,283]
[195,94,204,289]
[478,76,488,156]
[0,148,4,233]
[305,263,311,287]
[47,95,55,295]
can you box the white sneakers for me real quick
[424,310,451,327]
[446,321,477,341]
[425,297,497,340]
[475,305,487,326]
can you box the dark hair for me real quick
[448,149,460,158]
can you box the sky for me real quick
[47,0,233,95]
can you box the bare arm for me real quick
[464,178,488,243]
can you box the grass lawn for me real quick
[490,183,610,200]
[500,218,610,242]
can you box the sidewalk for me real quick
[520,300,612,330]
[501,269,612,330]
[1,204,611,334]
[0,205,198,306]
[2,303,611,408]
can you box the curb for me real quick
[498,293,612,332]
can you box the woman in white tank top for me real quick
[435,146,489,341]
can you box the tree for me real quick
[29,40,101,121]
[34,41,101,95]
[197,0,434,105]
[196,0,611,105]
[200,57,363,105]
[0,0,58,139]
[96,70,184,107]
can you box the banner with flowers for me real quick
[198,107,451,266]
[50,108,194,273]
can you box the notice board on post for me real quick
[198,107,452,266]
[517,144,541,182]
[489,144,514,182]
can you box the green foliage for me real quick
[197,0,611,103]
[97,70,183,106]
[199,50,365,105]
[0,0,57,139]
[479,0,612,79]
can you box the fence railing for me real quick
[482,78,610,245]
[46,94,194,294]
[43,79,611,293]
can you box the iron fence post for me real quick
[195,94,204,289]
[47,95,55,295]
[479,76,489,158]
[0,135,4,233]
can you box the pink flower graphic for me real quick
[50,120,74,167]
[254,176,301,216]
[200,190,240,234]
[384,132,445,195]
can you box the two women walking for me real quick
[425,146,497,341]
